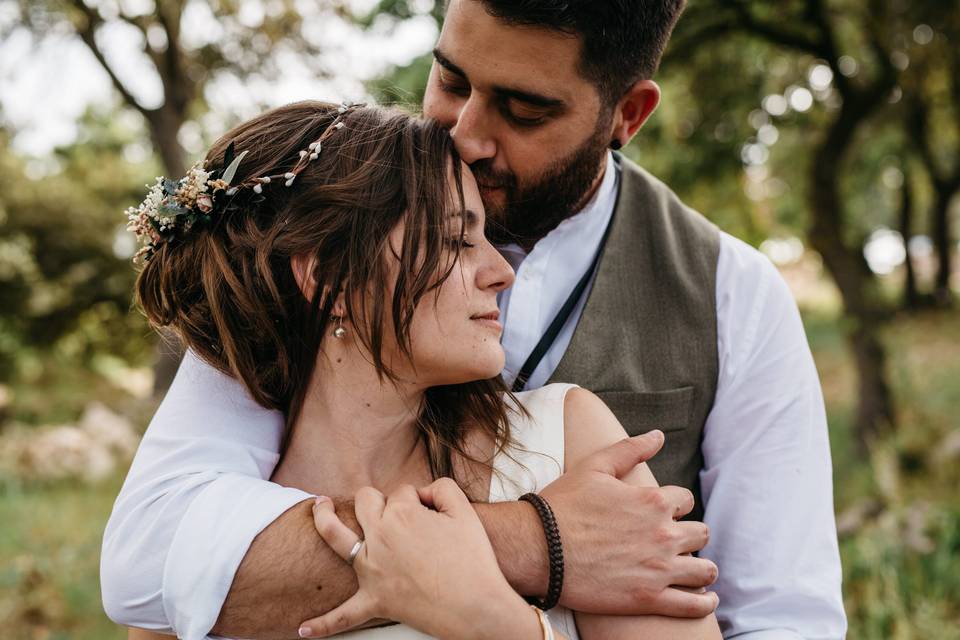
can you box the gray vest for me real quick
[548,157,720,520]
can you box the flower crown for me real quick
[126,103,363,263]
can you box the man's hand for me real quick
[542,431,718,617]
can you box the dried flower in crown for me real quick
[125,102,363,263]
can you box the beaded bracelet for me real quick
[519,492,564,611]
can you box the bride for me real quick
[125,100,720,639]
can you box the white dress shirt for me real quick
[101,152,847,639]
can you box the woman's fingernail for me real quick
[299,625,312,638]
[314,496,329,505]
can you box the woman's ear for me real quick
[291,254,319,301]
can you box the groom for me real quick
[102,1,846,638]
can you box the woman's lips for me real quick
[471,311,502,332]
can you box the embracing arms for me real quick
[103,353,716,639]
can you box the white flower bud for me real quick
[335,122,345,129]
[253,184,263,194]
[309,153,319,160]
[284,172,295,179]
[299,150,308,158]
[285,177,295,187]
[259,176,271,183]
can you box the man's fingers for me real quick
[311,497,362,562]
[649,587,719,618]
[669,555,719,589]
[417,477,470,515]
[659,485,696,519]
[584,431,665,478]
[675,520,710,554]
[298,590,375,638]
[354,486,386,531]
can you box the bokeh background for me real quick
[0,1,958,638]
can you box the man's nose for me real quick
[450,97,497,165]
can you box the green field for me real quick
[1,309,958,639]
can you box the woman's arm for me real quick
[562,387,722,640]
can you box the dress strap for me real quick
[489,383,579,502]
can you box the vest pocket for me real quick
[594,387,695,435]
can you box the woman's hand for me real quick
[298,478,542,639]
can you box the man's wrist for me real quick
[474,501,548,597]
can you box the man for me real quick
[102,1,846,638]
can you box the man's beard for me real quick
[472,124,611,248]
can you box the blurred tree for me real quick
[902,2,960,307]
[9,0,343,392]
[670,0,908,448]
[0,109,156,391]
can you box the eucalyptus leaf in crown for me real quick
[124,103,362,263]
[125,143,248,263]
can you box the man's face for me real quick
[423,0,611,247]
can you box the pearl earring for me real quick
[333,316,346,339]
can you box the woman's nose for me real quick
[479,245,515,293]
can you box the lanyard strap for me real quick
[511,216,615,393]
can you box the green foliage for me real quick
[0,108,155,399]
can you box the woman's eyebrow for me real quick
[450,208,481,227]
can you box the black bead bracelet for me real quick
[519,492,564,611]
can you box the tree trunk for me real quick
[900,171,920,309]
[146,107,189,396]
[931,187,956,306]
[809,103,896,452]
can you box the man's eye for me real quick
[505,104,549,127]
[439,70,469,95]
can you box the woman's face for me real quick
[392,162,515,387]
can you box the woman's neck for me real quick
[276,350,432,497]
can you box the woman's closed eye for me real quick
[448,237,477,249]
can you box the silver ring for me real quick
[347,539,364,565]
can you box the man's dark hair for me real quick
[476,0,686,105]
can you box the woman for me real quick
[126,101,720,639]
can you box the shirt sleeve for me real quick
[700,234,847,639]
[100,350,314,639]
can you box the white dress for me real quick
[337,383,581,640]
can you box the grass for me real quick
[0,308,958,638]
[0,475,127,640]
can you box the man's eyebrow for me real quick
[433,49,468,79]
[433,48,566,110]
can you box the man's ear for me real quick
[609,79,661,149]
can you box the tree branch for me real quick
[725,0,825,57]
[69,0,155,120]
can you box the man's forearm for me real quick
[475,500,548,598]
[212,498,361,639]
[212,499,544,639]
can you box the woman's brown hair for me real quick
[136,101,516,480]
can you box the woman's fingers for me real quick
[386,483,421,506]
[669,554,719,589]
[354,486,386,531]
[416,477,470,515]
[311,497,361,562]
[298,590,376,638]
